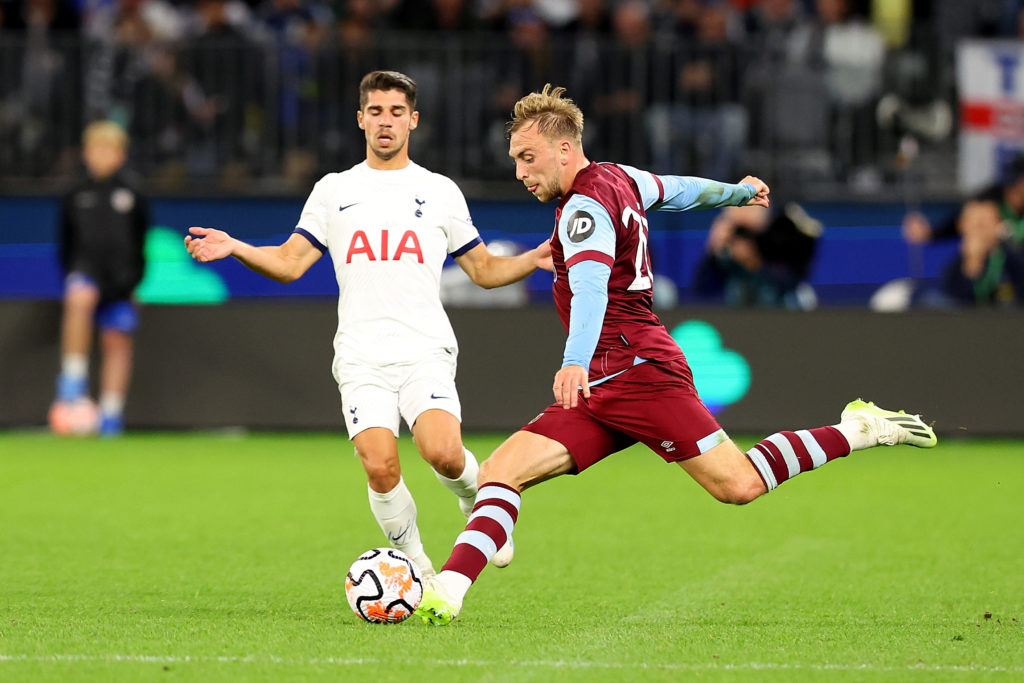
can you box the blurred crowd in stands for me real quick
[0,0,1021,197]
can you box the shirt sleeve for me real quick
[616,164,755,212]
[293,177,330,253]
[443,178,482,256]
[558,194,615,268]
[563,260,611,369]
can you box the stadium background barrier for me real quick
[3,300,1021,437]
[0,196,961,305]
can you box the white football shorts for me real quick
[335,349,461,439]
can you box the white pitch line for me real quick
[0,654,1021,673]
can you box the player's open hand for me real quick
[553,364,590,409]
[533,239,554,272]
[185,226,234,262]
[738,176,770,208]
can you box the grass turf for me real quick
[1,432,1022,681]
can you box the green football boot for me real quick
[415,576,462,626]
[841,399,937,448]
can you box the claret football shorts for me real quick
[336,350,461,439]
[521,358,728,472]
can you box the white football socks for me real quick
[99,392,125,417]
[834,419,874,451]
[367,478,434,575]
[61,353,88,380]
[433,448,480,517]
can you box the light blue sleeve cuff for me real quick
[562,260,611,369]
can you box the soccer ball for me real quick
[48,398,100,436]
[345,548,423,623]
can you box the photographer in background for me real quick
[694,202,822,309]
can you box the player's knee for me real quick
[477,456,521,490]
[711,476,765,506]
[65,285,99,310]
[417,440,463,478]
[359,453,401,491]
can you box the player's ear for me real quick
[409,111,419,130]
[356,110,365,130]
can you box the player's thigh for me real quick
[398,351,461,430]
[338,373,402,440]
[481,431,576,492]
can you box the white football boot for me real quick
[840,399,937,448]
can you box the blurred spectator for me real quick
[482,4,558,173]
[393,0,479,31]
[130,43,219,185]
[558,0,611,152]
[82,0,186,125]
[590,0,653,164]
[54,120,150,436]
[939,200,1024,306]
[183,0,264,184]
[902,155,1024,248]
[694,202,822,308]
[743,0,809,61]
[318,0,392,171]
[255,0,331,187]
[0,0,80,175]
[787,0,885,183]
[647,1,748,178]
[1,0,78,31]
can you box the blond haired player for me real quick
[416,85,936,624]
[186,71,536,575]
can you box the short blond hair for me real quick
[82,120,128,149]
[507,84,584,146]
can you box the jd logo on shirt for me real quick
[567,210,595,243]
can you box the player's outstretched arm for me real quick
[454,240,552,289]
[185,227,321,283]
[616,164,770,212]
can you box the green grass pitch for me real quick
[1,432,1022,681]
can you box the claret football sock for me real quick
[441,482,520,583]
[744,426,850,492]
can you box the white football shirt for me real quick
[294,161,481,368]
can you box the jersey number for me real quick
[621,206,652,290]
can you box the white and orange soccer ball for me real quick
[345,548,423,623]
[48,398,100,436]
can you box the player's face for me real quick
[82,140,126,180]
[357,89,419,165]
[509,123,565,202]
